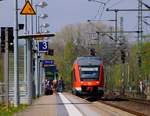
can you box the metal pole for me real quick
[42,61,45,95]
[26,38,32,104]
[24,0,27,97]
[39,60,41,95]
[35,6,38,33]
[4,27,9,106]
[39,56,41,96]
[38,16,40,33]
[25,0,33,104]
[31,0,33,35]
[35,6,40,97]
[35,47,39,97]
[35,53,40,97]
[115,10,118,41]
[14,0,19,107]
[106,8,150,11]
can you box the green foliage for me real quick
[141,42,150,74]
[128,44,139,84]
[64,39,76,65]
[0,104,28,116]
[112,64,122,89]
[62,37,77,87]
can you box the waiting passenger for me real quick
[45,78,53,95]
[57,77,65,92]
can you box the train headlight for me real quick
[76,87,81,91]
[96,82,99,84]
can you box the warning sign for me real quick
[20,1,36,15]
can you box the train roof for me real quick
[74,56,103,66]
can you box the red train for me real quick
[71,56,104,97]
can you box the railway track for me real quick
[78,94,149,116]
[97,95,150,116]
[98,100,147,116]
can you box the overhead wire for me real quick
[98,4,106,19]
[106,0,111,4]
[107,0,122,9]
[94,6,102,19]
[94,0,110,20]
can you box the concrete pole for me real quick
[14,0,19,107]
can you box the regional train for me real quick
[71,56,104,97]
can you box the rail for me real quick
[107,89,150,100]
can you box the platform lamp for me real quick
[39,23,49,33]
[38,14,48,33]
[35,1,48,33]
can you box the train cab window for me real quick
[79,66,99,80]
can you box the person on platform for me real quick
[57,77,65,92]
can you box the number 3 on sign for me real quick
[42,41,48,50]
[38,41,48,52]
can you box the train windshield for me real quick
[79,66,99,80]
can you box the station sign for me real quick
[38,41,48,52]
[42,60,54,67]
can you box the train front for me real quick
[72,57,104,97]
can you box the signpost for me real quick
[38,41,48,52]
[42,60,54,67]
[20,1,36,15]
[20,0,36,105]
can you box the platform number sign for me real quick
[38,41,48,52]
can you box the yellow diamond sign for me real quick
[20,1,36,15]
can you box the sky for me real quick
[0,0,150,34]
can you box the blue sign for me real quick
[38,41,48,52]
[42,60,54,67]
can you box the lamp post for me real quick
[34,1,48,97]
[14,0,19,107]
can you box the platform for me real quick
[15,92,135,116]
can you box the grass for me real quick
[0,104,28,116]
